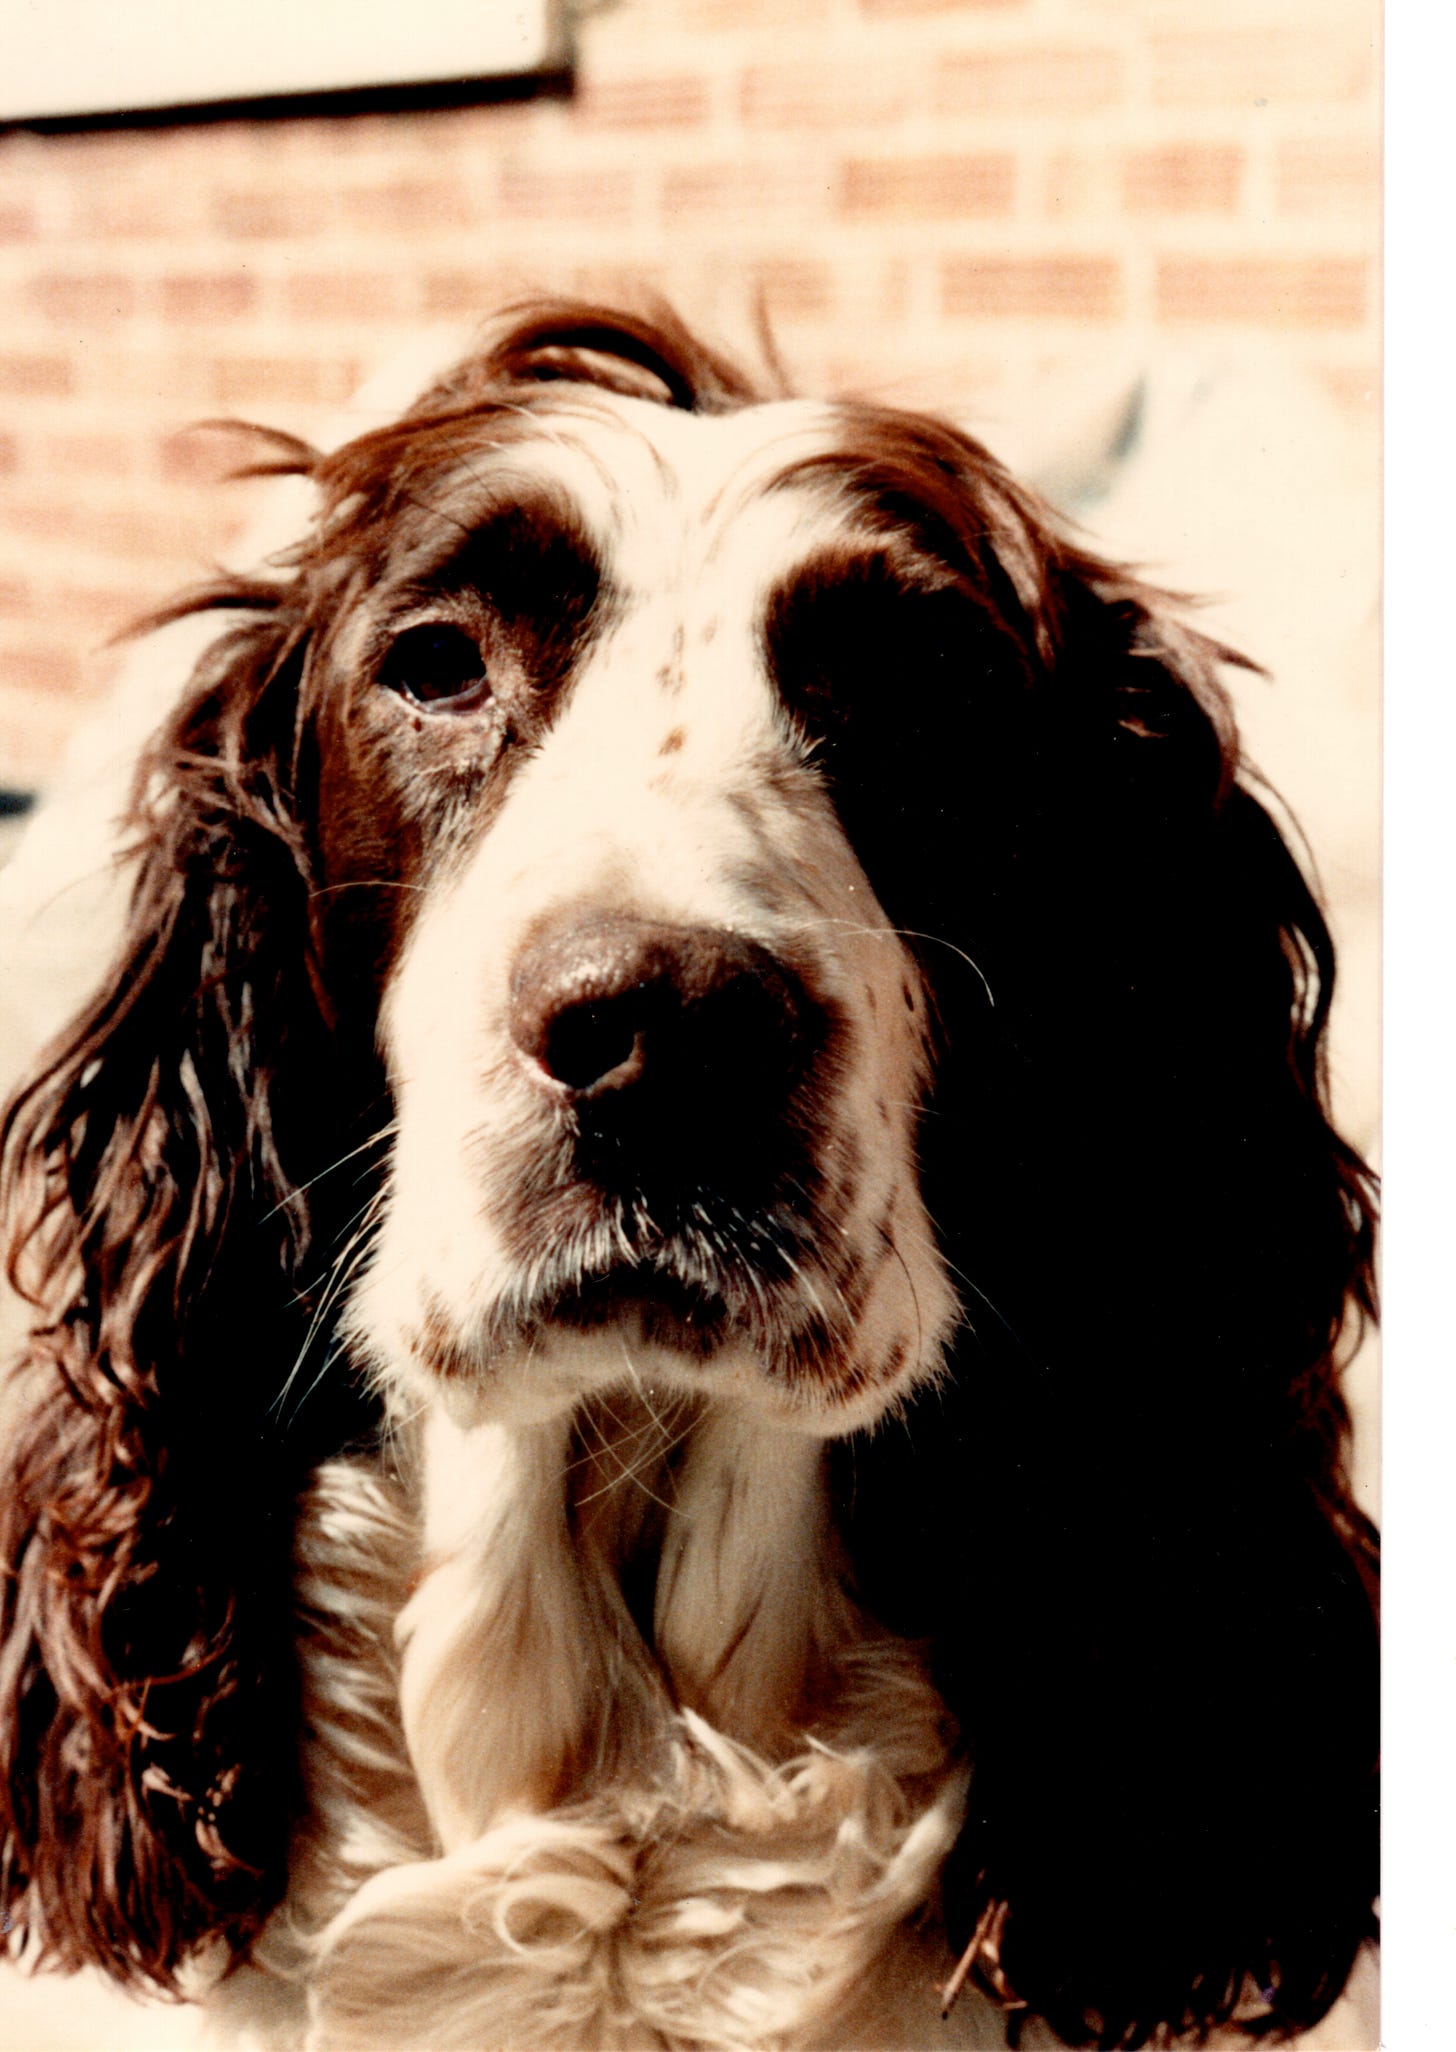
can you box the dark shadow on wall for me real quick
[1,66,575,138]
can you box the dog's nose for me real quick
[508,914,814,1135]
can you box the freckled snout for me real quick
[508,913,828,1194]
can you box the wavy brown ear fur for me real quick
[832,481,1378,2045]
[0,588,370,1988]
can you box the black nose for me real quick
[508,914,818,1175]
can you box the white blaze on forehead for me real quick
[495,389,845,564]
[420,393,855,932]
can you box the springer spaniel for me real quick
[0,305,1378,2050]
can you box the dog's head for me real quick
[313,336,993,1430]
[0,304,1377,2040]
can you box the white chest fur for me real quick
[281,1377,967,2051]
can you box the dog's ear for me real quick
[0,591,369,1989]
[835,550,1378,2043]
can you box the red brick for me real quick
[340,179,476,232]
[751,259,834,321]
[159,422,283,486]
[283,273,404,322]
[860,0,1022,11]
[30,274,138,323]
[663,161,822,219]
[741,63,918,129]
[576,73,711,128]
[1275,139,1379,217]
[420,269,501,320]
[214,189,327,238]
[0,642,86,695]
[52,583,147,634]
[75,190,185,239]
[32,130,141,174]
[1151,27,1372,107]
[0,501,77,546]
[497,165,635,225]
[159,273,260,322]
[1156,257,1368,328]
[41,501,204,563]
[386,105,525,152]
[0,200,39,241]
[839,153,1015,218]
[1123,144,1244,214]
[562,260,673,306]
[943,254,1124,320]
[934,47,1123,115]
[209,355,361,409]
[81,351,213,407]
[682,0,832,23]
[0,355,72,398]
[43,433,136,480]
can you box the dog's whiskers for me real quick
[273,1191,387,1419]
[262,1120,398,1221]
[793,912,995,1006]
[567,1344,692,1516]
[308,881,428,900]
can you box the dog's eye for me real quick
[379,623,489,709]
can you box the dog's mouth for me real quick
[367,1033,939,1419]
[369,909,928,1410]
[477,1176,844,1372]
[531,1265,735,1359]
[470,909,855,1377]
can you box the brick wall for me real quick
[0,0,1379,785]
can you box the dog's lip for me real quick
[517,1260,739,1363]
[539,1255,733,1320]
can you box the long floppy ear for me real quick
[0,587,374,1989]
[835,543,1378,2044]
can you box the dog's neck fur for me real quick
[275,1358,969,2051]
[401,1386,849,1851]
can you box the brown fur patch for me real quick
[877,1336,911,1385]
[656,624,687,696]
[412,1291,477,1383]
[727,788,767,835]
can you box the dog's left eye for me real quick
[378,623,490,709]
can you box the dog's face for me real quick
[301,386,1006,1430]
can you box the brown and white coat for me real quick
[0,306,1378,2051]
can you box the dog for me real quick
[0,303,1378,2049]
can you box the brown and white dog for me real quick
[0,305,1378,2050]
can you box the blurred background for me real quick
[0,0,1378,788]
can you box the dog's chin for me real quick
[528,1263,738,1358]
[386,1236,882,1433]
